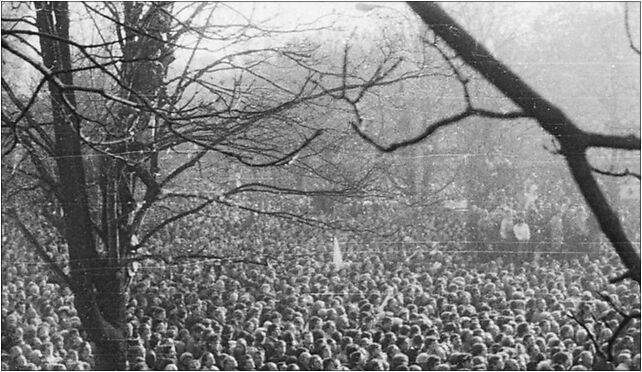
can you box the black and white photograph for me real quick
[1,2,640,371]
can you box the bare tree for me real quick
[1,2,427,368]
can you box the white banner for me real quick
[333,236,344,268]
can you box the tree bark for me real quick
[34,2,128,368]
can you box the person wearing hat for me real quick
[177,352,194,369]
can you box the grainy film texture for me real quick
[1,2,640,371]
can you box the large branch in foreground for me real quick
[407,2,641,283]
[408,3,641,150]
[585,133,641,151]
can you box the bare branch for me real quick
[132,196,219,252]
[609,271,634,283]
[1,77,49,144]
[160,150,208,188]
[429,38,473,108]
[591,165,641,180]
[595,290,642,361]
[624,3,641,55]
[129,253,269,267]
[229,182,366,198]
[4,209,73,289]
[341,43,349,98]
[239,129,323,167]
[566,311,607,361]
[585,133,641,151]
[607,310,641,361]
[598,292,629,318]
[350,108,527,153]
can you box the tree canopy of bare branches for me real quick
[1,2,429,368]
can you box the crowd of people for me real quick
[1,191,640,371]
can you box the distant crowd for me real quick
[1,189,640,370]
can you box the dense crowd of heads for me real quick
[2,198,640,370]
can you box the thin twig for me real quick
[129,253,270,266]
[598,292,629,318]
[624,3,641,55]
[566,311,607,360]
[591,166,641,180]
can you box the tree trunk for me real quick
[90,261,129,370]
[34,2,128,368]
